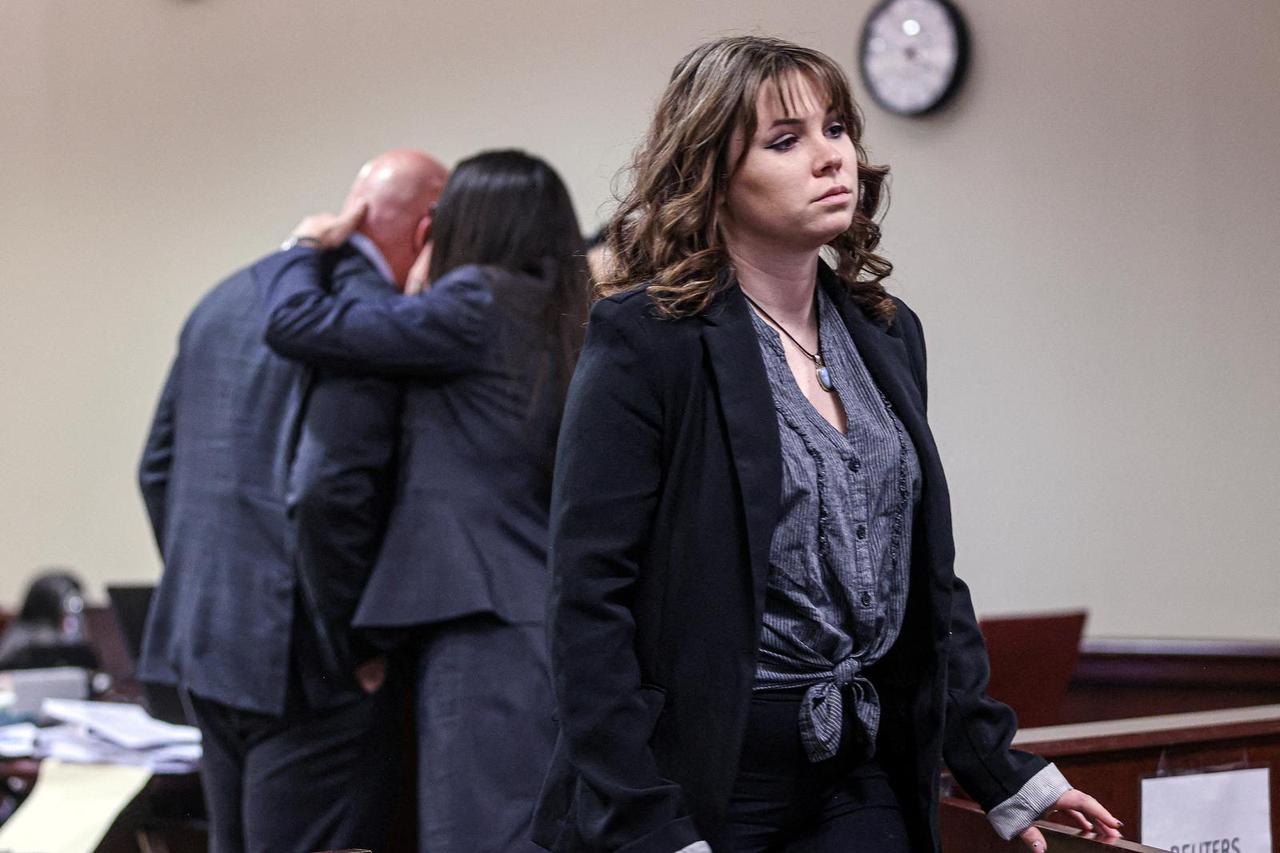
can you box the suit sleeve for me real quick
[290,368,401,669]
[138,358,179,554]
[251,247,491,376]
[547,297,702,853]
[942,577,1050,808]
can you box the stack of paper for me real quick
[27,699,201,773]
[0,721,37,757]
[41,699,199,750]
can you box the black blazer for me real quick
[533,265,1046,853]
[138,248,398,714]
[252,249,563,628]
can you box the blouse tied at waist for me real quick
[749,287,923,766]
[799,654,879,762]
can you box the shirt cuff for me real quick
[674,843,712,853]
[986,763,1072,840]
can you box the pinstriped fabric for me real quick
[750,288,921,763]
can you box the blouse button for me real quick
[848,458,861,473]
[860,591,873,607]
[856,524,867,540]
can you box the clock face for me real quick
[859,0,968,116]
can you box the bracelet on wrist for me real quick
[280,235,324,251]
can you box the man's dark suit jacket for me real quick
[252,249,561,629]
[138,247,399,715]
[532,265,1048,853]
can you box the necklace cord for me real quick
[741,291,823,365]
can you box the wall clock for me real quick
[858,0,969,116]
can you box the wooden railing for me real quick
[942,796,1166,852]
[1011,704,1280,851]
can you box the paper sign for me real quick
[0,758,152,853]
[1142,767,1271,853]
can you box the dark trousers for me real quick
[724,691,911,853]
[413,615,556,853]
[188,680,399,853]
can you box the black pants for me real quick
[724,691,911,853]
[188,680,399,853]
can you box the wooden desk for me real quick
[0,602,206,851]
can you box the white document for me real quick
[0,722,37,757]
[1142,767,1271,853]
[0,758,152,853]
[41,699,200,750]
[34,723,201,774]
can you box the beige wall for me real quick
[1,1,1276,638]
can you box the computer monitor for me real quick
[105,584,189,726]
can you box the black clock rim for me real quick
[857,0,970,118]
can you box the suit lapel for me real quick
[701,286,782,607]
[820,271,937,470]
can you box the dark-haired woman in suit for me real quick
[532,37,1120,853]
[254,150,590,853]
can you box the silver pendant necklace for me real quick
[742,290,835,393]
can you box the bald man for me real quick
[138,150,447,853]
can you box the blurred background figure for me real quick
[254,148,591,853]
[0,569,95,672]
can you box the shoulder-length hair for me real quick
[428,149,590,406]
[600,35,895,323]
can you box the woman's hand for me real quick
[1019,788,1123,850]
[354,655,387,694]
[405,242,432,295]
[287,200,368,249]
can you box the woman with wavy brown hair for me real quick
[533,36,1118,853]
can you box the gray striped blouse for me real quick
[750,288,922,763]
